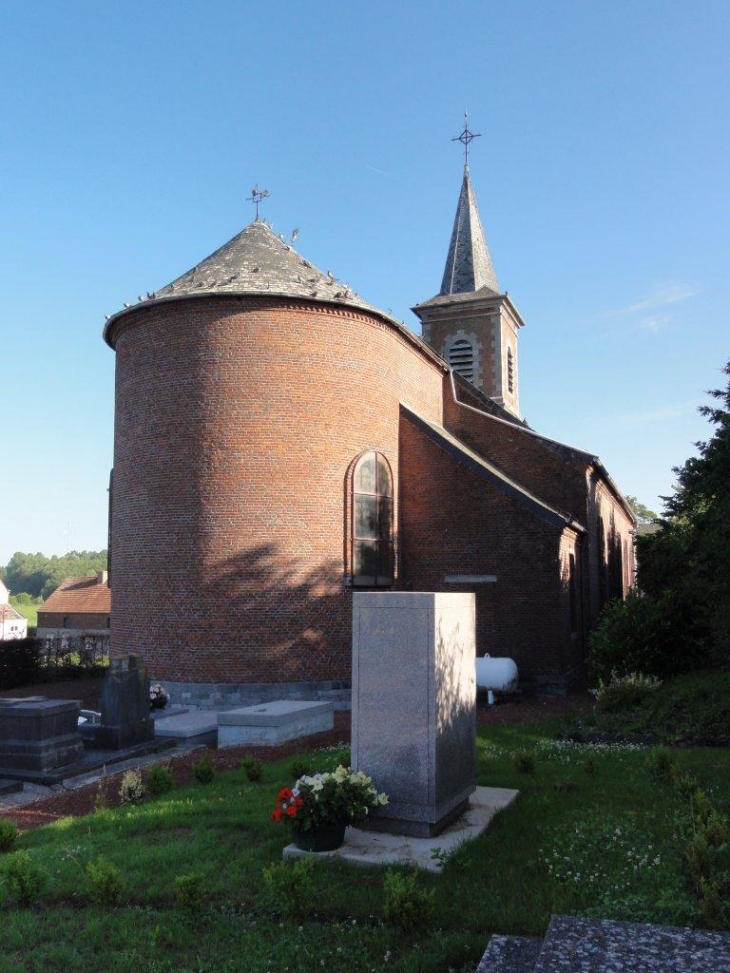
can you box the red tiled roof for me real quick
[40,576,111,614]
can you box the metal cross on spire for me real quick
[247,186,271,221]
[451,111,481,169]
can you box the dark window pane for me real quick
[354,540,378,576]
[378,498,392,539]
[376,456,392,496]
[355,454,376,494]
[355,495,378,539]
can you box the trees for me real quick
[625,496,659,525]
[656,360,730,658]
[3,551,108,600]
[590,361,730,678]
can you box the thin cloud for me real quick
[615,400,700,426]
[636,314,670,334]
[602,281,699,319]
[364,164,401,181]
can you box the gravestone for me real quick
[217,699,334,747]
[351,591,476,837]
[94,654,154,749]
[0,697,84,772]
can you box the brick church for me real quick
[103,161,635,704]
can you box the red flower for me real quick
[295,797,305,808]
[271,808,282,822]
[278,787,293,802]
[285,804,298,817]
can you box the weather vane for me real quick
[451,111,481,168]
[247,186,271,220]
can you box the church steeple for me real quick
[440,167,499,296]
[412,129,525,420]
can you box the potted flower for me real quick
[271,765,388,852]
[149,683,170,711]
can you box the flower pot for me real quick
[291,822,346,852]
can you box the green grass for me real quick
[8,596,39,629]
[0,728,728,973]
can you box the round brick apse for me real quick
[107,295,444,688]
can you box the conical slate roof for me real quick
[439,168,499,296]
[152,219,377,312]
[104,219,388,346]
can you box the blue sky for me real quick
[1,0,728,566]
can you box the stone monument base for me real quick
[284,786,519,872]
[0,697,83,773]
[362,787,473,838]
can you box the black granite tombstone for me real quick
[94,655,154,749]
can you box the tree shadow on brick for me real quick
[201,543,351,685]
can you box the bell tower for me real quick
[413,119,524,419]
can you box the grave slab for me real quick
[154,711,219,745]
[533,915,730,973]
[283,785,518,872]
[217,699,334,747]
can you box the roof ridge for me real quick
[401,403,584,531]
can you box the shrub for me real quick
[119,769,145,805]
[582,757,597,776]
[0,818,19,853]
[146,763,175,796]
[174,872,205,914]
[93,782,108,813]
[4,851,46,906]
[289,758,312,779]
[240,755,263,782]
[262,856,315,919]
[588,590,702,682]
[0,637,42,691]
[383,868,435,932]
[511,749,536,774]
[645,746,676,785]
[592,670,662,713]
[86,856,123,906]
[193,752,215,784]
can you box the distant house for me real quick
[0,580,29,640]
[36,572,111,637]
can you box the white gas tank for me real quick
[475,654,518,692]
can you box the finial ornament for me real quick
[247,186,271,221]
[451,111,481,168]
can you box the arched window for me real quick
[448,338,475,382]
[352,451,394,587]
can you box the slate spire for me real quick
[440,167,499,296]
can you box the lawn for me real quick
[0,723,728,973]
[8,597,39,629]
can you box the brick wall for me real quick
[110,296,445,685]
[37,612,110,631]
[398,410,579,689]
[445,375,636,642]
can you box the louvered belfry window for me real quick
[507,347,515,394]
[448,338,475,382]
[352,451,394,587]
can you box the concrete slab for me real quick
[283,785,518,872]
[218,699,334,747]
[154,711,218,745]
